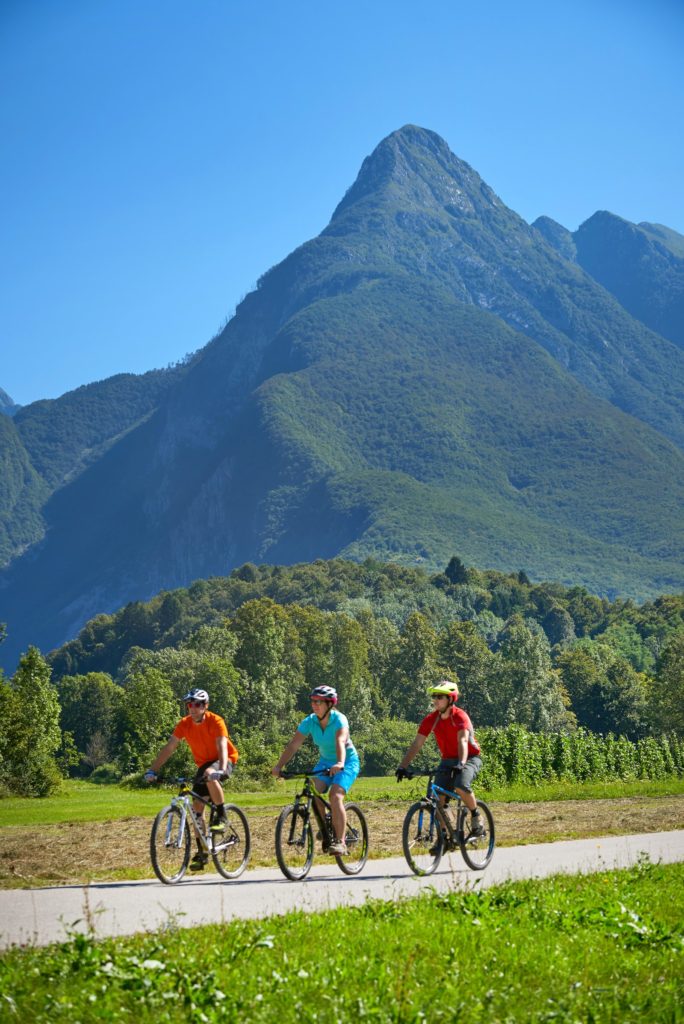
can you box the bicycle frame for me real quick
[428,779,470,847]
[165,781,224,855]
[285,773,334,847]
[411,771,470,849]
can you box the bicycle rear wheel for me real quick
[459,799,495,870]
[402,800,445,876]
[212,804,251,879]
[150,805,191,884]
[275,804,314,880]
[335,803,369,875]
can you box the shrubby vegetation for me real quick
[1,556,683,795]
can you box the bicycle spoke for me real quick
[150,806,191,884]
[275,804,314,880]
[459,799,495,870]
[402,800,444,876]
[212,804,251,879]
[335,803,369,875]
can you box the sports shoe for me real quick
[210,813,227,832]
[328,840,348,855]
[469,812,485,837]
[189,852,209,871]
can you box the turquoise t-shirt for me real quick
[297,708,357,763]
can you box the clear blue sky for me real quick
[2,0,683,407]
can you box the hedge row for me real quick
[475,725,683,789]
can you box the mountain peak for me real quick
[0,386,20,417]
[330,124,499,222]
[533,215,577,261]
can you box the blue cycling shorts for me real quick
[313,752,360,794]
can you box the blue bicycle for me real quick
[401,768,495,875]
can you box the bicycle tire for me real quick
[459,799,495,870]
[211,804,251,879]
[334,803,369,875]
[150,805,191,884]
[402,800,446,876]
[275,803,314,881]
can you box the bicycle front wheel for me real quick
[402,800,445,876]
[212,804,251,879]
[275,804,314,881]
[459,799,495,870]
[150,805,191,884]
[335,803,369,875]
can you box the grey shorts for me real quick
[434,756,482,798]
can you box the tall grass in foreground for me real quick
[1,861,682,1023]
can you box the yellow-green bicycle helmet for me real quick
[427,679,460,702]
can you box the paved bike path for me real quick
[2,831,683,949]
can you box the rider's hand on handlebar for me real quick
[395,766,410,782]
[272,766,283,779]
[144,770,157,784]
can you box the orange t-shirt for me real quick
[173,710,239,767]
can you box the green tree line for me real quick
[1,557,683,795]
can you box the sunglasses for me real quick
[186,700,206,708]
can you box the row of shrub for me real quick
[475,726,683,789]
[352,721,683,787]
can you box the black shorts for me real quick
[192,760,231,797]
[434,756,482,798]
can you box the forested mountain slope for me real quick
[2,126,684,671]
[0,367,186,570]
[573,212,684,350]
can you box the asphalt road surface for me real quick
[2,831,683,949]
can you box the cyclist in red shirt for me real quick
[144,688,239,869]
[396,679,485,836]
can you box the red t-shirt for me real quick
[173,710,239,767]
[417,706,481,759]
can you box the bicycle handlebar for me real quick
[278,765,331,778]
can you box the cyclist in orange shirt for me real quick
[145,688,239,870]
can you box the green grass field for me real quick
[1,776,684,828]
[1,776,684,827]
[1,860,682,1022]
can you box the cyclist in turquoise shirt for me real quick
[272,685,360,855]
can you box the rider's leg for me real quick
[454,786,477,812]
[312,777,330,830]
[329,784,347,842]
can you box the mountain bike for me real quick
[275,770,369,880]
[400,768,495,876]
[150,777,251,883]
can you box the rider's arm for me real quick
[214,735,229,774]
[398,732,428,770]
[149,734,181,774]
[272,731,306,775]
[331,725,348,773]
[457,729,469,764]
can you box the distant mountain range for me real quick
[1,125,683,671]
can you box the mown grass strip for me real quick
[1,860,682,1022]
[2,777,684,828]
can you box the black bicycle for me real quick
[150,777,251,883]
[275,770,369,880]
[400,768,495,876]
